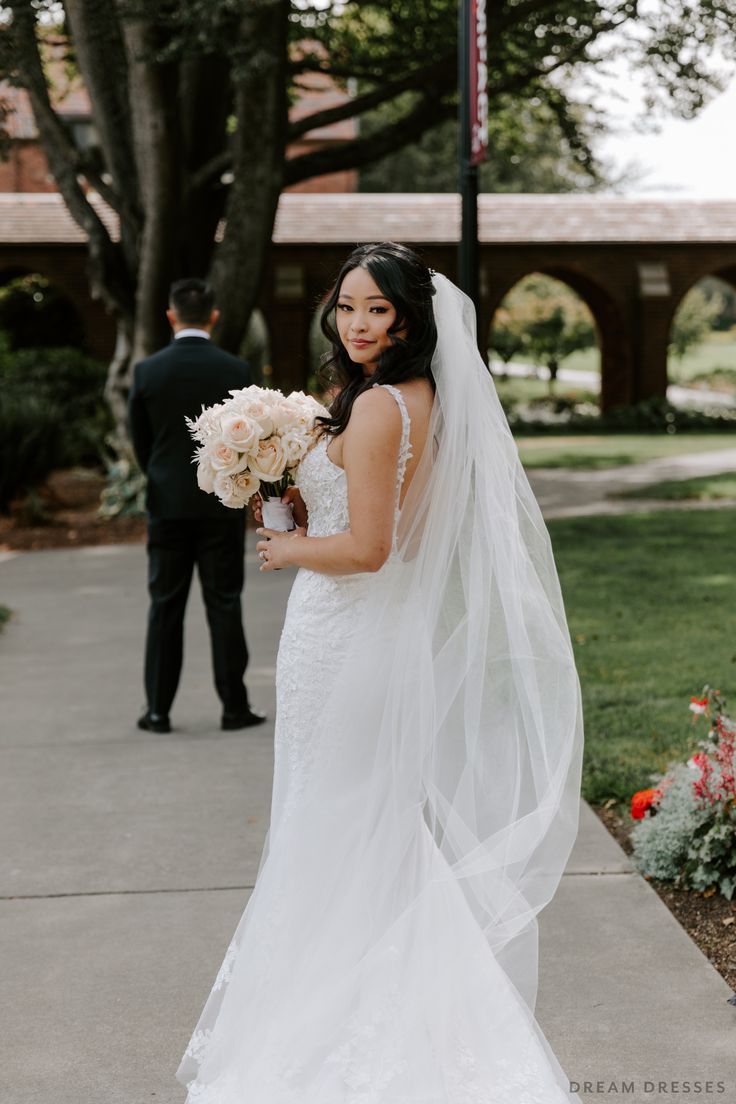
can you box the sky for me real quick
[595,72,736,199]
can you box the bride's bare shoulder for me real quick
[397,377,434,421]
[351,385,403,424]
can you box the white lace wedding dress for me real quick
[176,382,580,1104]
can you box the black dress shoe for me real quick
[137,711,171,734]
[221,707,267,731]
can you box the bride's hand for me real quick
[280,486,308,529]
[255,526,307,572]
[251,488,308,530]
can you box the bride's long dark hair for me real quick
[315,242,437,439]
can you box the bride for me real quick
[176,242,585,1103]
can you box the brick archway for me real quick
[3,193,736,410]
[0,263,89,350]
[0,245,114,359]
[481,264,628,411]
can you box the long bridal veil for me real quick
[177,272,585,1103]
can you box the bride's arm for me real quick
[256,388,402,575]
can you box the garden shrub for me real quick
[506,394,736,435]
[0,342,112,468]
[630,692,736,899]
[98,453,146,519]
[0,392,67,512]
[630,763,711,881]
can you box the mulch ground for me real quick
[0,468,147,552]
[593,803,736,994]
[2,469,734,996]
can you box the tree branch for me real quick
[288,53,454,140]
[7,2,134,315]
[189,149,232,193]
[283,90,455,186]
[63,0,141,238]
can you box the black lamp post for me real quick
[458,0,488,313]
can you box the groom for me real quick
[127,277,266,734]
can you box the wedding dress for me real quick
[176,277,584,1103]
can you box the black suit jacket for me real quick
[128,336,252,519]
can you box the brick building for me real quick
[0,69,358,195]
[2,192,735,410]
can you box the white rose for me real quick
[279,427,311,464]
[249,436,287,483]
[272,399,309,433]
[228,385,272,404]
[244,400,274,437]
[196,455,216,494]
[221,413,261,454]
[213,469,260,509]
[208,439,250,475]
[287,391,330,420]
[225,390,276,433]
[257,387,287,406]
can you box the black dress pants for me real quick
[144,515,250,717]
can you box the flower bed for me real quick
[630,688,736,901]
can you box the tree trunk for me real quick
[179,56,232,276]
[104,318,135,458]
[122,19,182,365]
[209,1,289,356]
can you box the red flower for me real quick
[631,787,659,820]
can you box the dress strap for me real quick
[372,383,413,545]
[372,383,413,482]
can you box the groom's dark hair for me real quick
[169,278,215,325]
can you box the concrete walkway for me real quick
[1,538,735,1103]
[496,360,736,411]
[528,446,736,519]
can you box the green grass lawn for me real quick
[491,349,601,377]
[668,334,736,385]
[516,433,736,471]
[550,511,736,809]
[618,471,736,501]
[493,376,597,408]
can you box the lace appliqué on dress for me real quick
[372,382,413,553]
[270,384,412,824]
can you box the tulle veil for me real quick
[177,272,585,1103]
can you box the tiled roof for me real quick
[0,193,117,242]
[1,192,736,246]
[272,193,736,245]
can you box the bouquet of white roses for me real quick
[186,385,329,530]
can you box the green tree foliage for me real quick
[490,275,596,391]
[0,341,111,466]
[0,0,733,443]
[670,284,726,361]
[360,97,622,194]
[698,276,736,332]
